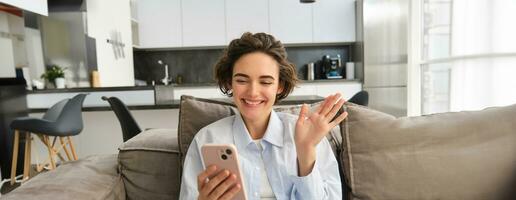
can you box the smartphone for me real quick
[201,144,248,200]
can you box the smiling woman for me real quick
[179,32,347,200]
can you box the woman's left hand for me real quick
[294,93,348,176]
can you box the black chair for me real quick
[102,96,142,142]
[9,93,87,184]
[348,90,369,106]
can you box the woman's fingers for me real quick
[200,170,230,195]
[297,104,309,124]
[315,94,333,114]
[197,165,217,189]
[330,111,348,127]
[320,93,342,116]
[208,174,238,199]
[219,183,242,200]
[325,98,346,121]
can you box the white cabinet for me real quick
[269,0,313,44]
[0,0,48,16]
[225,0,269,41]
[135,0,356,48]
[313,0,356,43]
[182,0,226,47]
[137,0,182,48]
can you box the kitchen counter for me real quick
[27,86,155,94]
[27,79,360,92]
[29,95,324,113]
[27,79,362,112]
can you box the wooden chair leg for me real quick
[23,132,31,181]
[67,136,78,160]
[43,136,56,169]
[10,130,19,185]
[59,137,72,161]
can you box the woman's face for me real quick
[231,52,283,123]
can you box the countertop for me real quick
[29,95,324,113]
[27,79,361,94]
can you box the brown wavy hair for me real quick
[214,32,298,101]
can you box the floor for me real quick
[0,165,45,196]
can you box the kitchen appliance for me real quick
[39,0,97,88]
[356,0,408,116]
[345,62,355,80]
[307,62,315,80]
[322,54,344,79]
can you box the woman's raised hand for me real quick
[197,165,241,200]
[294,93,348,176]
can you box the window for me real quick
[421,0,516,114]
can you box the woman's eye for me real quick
[235,80,247,83]
[261,82,273,85]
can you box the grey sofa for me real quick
[3,96,516,200]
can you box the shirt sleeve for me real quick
[179,137,204,200]
[289,138,342,200]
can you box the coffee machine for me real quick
[321,54,344,79]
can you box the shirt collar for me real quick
[233,110,284,151]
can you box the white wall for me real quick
[86,0,135,87]
[0,12,16,78]
[24,27,45,84]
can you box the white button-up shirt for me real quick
[179,110,342,200]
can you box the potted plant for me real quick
[41,65,67,89]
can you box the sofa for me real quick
[2,95,516,200]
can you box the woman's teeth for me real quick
[243,99,263,105]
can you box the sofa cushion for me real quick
[177,96,237,163]
[177,95,344,163]
[118,128,181,200]
[342,103,516,200]
[3,154,124,200]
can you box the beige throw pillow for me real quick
[342,103,516,200]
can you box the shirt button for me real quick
[254,192,259,197]
[255,166,260,170]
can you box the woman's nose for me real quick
[247,82,260,97]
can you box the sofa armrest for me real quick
[3,154,124,200]
[118,128,181,200]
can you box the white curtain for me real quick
[449,0,516,111]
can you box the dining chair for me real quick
[9,93,87,184]
[102,96,142,142]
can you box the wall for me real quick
[24,27,45,83]
[86,0,134,87]
[0,12,16,78]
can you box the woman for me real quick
[179,32,347,200]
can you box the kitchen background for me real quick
[2,0,516,184]
[133,45,352,85]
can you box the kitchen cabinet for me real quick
[269,0,313,44]
[0,0,48,16]
[137,0,182,48]
[225,0,269,41]
[182,0,226,47]
[313,0,356,43]
[136,0,356,49]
